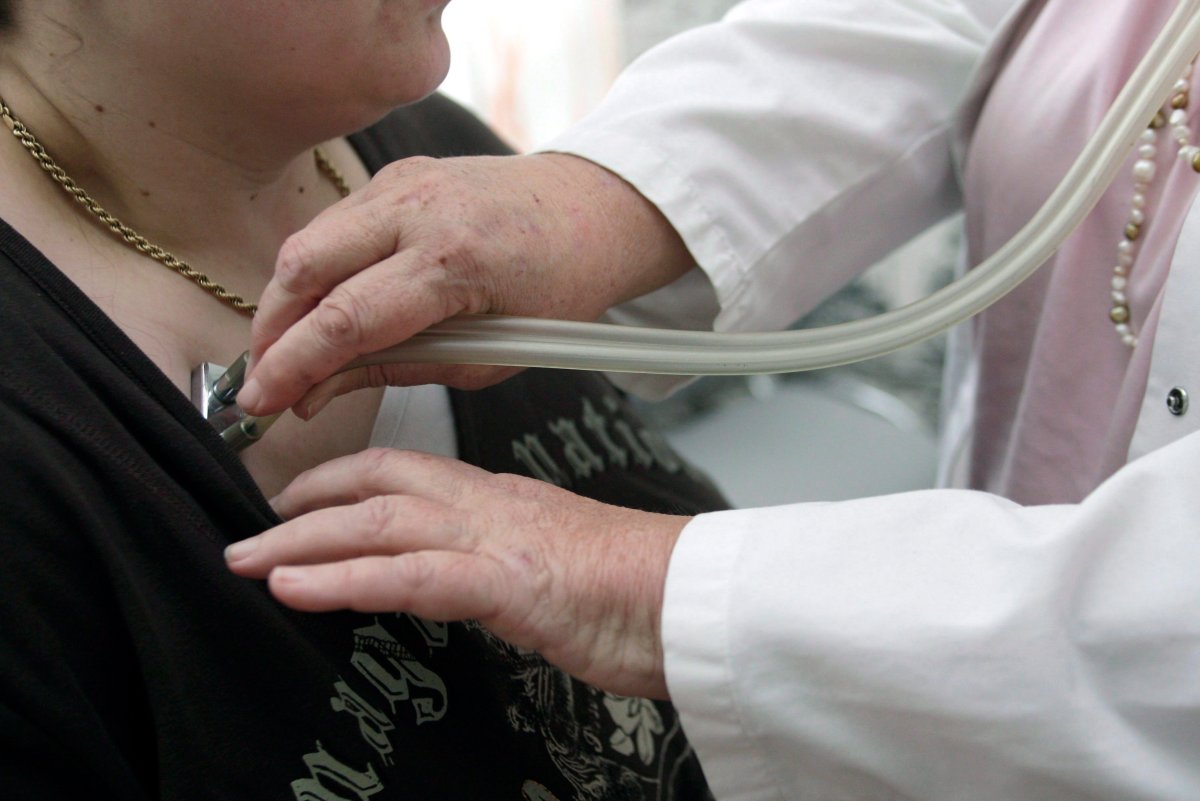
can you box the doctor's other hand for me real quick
[240,153,694,419]
[225,448,689,700]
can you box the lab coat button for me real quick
[1166,387,1189,416]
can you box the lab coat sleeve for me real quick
[543,0,1014,398]
[663,429,1200,800]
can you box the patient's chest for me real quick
[95,258,385,500]
[1,197,383,500]
[0,137,391,498]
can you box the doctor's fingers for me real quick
[241,248,472,416]
[292,362,521,422]
[249,154,523,380]
[251,189,404,366]
[226,493,478,580]
[269,448,490,520]
[267,551,513,621]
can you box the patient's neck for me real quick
[0,52,350,285]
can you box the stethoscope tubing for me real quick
[342,0,1200,377]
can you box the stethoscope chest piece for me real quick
[191,351,278,451]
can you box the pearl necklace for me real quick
[1113,63,1200,348]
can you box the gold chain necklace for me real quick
[0,96,351,317]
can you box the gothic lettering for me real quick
[291,741,384,801]
[512,434,570,486]
[352,621,448,724]
[638,428,681,474]
[603,396,655,469]
[581,397,628,467]
[403,615,450,649]
[330,679,396,765]
[522,780,563,801]
[548,418,605,478]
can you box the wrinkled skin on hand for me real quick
[225,448,690,699]
[239,153,694,418]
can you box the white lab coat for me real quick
[547,1,1200,798]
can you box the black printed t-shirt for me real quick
[0,94,728,801]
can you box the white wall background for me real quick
[440,0,624,151]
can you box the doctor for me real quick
[228,0,1200,798]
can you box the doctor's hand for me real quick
[239,153,694,419]
[224,448,689,700]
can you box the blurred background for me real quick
[440,0,959,506]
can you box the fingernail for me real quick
[266,497,288,521]
[271,566,308,584]
[225,538,258,562]
[237,379,262,412]
[304,396,331,420]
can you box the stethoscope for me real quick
[197,0,1200,450]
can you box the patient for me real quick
[0,2,724,798]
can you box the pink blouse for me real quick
[962,0,1200,503]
